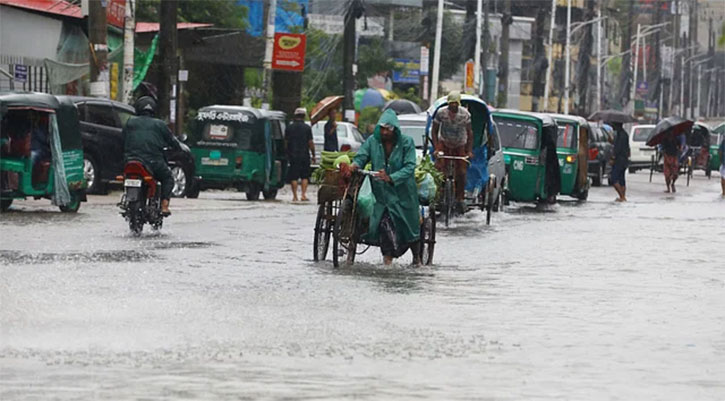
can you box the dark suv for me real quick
[60,96,197,197]
[588,124,614,186]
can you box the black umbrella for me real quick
[645,116,694,147]
[588,109,636,123]
[382,99,422,115]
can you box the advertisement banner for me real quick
[272,33,306,71]
[392,58,420,84]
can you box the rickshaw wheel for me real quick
[246,183,261,201]
[443,179,453,228]
[485,192,493,225]
[59,192,81,213]
[420,207,436,265]
[0,199,12,212]
[262,188,278,200]
[313,203,332,261]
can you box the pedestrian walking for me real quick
[285,108,315,202]
[324,109,339,152]
[608,122,630,202]
[661,134,681,193]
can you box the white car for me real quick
[629,124,656,172]
[309,121,365,166]
[397,113,429,159]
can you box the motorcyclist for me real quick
[123,96,180,215]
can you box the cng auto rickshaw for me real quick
[548,113,591,200]
[1,92,86,212]
[709,124,722,173]
[425,94,506,224]
[491,110,563,203]
[189,105,287,200]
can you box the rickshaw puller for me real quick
[431,91,474,213]
[123,96,181,215]
[347,110,421,266]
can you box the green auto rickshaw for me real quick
[189,105,287,200]
[548,113,590,200]
[709,122,723,172]
[1,92,86,212]
[491,110,562,203]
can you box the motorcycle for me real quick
[118,160,164,235]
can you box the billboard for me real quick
[392,58,420,84]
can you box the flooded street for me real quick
[1,172,724,400]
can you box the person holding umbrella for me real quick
[324,109,339,152]
[661,134,681,193]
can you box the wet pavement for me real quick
[1,172,724,400]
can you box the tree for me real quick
[136,0,248,29]
[356,38,395,88]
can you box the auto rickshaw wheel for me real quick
[186,180,200,198]
[246,183,261,201]
[0,198,12,212]
[262,188,278,200]
[59,192,81,213]
[485,191,494,225]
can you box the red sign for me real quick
[272,33,306,72]
[106,0,126,28]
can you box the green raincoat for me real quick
[353,110,420,246]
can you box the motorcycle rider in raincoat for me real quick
[349,109,421,265]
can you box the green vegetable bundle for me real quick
[415,156,444,188]
[311,150,356,184]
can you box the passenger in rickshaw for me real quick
[431,91,474,213]
[30,113,51,168]
[346,109,421,266]
[541,120,561,204]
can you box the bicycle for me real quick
[435,153,471,228]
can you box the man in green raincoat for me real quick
[349,109,421,265]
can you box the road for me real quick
[1,172,724,400]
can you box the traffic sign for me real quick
[14,65,27,83]
[272,33,306,72]
[464,60,474,91]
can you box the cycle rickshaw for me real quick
[424,94,505,226]
[313,169,436,267]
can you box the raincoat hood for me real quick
[373,109,402,141]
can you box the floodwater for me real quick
[1,173,724,400]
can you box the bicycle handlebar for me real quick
[436,153,471,164]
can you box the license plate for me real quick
[201,157,229,166]
[124,179,142,187]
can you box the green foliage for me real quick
[607,57,622,77]
[302,28,343,104]
[394,87,423,109]
[356,38,395,88]
[720,22,725,47]
[358,107,382,136]
[136,0,248,29]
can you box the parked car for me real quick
[310,121,365,165]
[397,112,428,158]
[628,124,656,173]
[587,124,614,186]
[61,96,198,197]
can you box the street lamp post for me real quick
[629,22,669,114]
[681,52,706,117]
[690,57,712,119]
[563,13,607,115]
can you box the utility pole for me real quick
[543,0,557,112]
[532,6,548,112]
[618,0,635,110]
[262,0,277,109]
[481,0,490,100]
[630,23,641,114]
[474,0,482,96]
[497,0,511,108]
[121,0,135,104]
[563,0,571,114]
[158,0,177,124]
[596,2,602,112]
[88,0,109,99]
[576,0,596,116]
[342,0,359,121]
[430,0,444,102]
